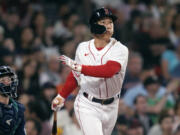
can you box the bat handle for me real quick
[52,111,57,135]
[54,111,57,121]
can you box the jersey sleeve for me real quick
[109,42,129,67]
[81,61,121,78]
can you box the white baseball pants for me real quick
[74,93,119,135]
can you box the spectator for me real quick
[0,47,15,67]
[38,82,57,119]
[63,109,83,135]
[148,111,173,135]
[25,118,42,135]
[134,95,153,134]
[4,7,21,46]
[141,77,177,124]
[61,40,77,58]
[173,98,180,131]
[39,53,61,86]
[174,125,180,135]
[121,9,143,44]
[127,118,144,135]
[161,43,180,81]
[26,100,52,135]
[122,51,143,95]
[112,115,129,135]
[17,59,40,95]
[42,25,55,47]
[72,22,91,44]
[31,11,46,38]
[0,25,4,44]
[123,65,157,107]
[18,27,34,54]
[123,75,175,108]
[3,38,15,52]
[169,13,180,47]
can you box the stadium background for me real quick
[0,0,180,135]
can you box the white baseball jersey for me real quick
[73,37,129,99]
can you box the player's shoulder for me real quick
[75,40,92,54]
[113,38,129,52]
[77,39,92,49]
[11,99,25,112]
[17,102,25,111]
[16,101,25,118]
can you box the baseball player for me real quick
[0,66,26,135]
[51,7,129,135]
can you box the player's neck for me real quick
[0,95,10,105]
[94,37,110,48]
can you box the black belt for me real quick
[83,92,115,105]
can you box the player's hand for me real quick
[51,94,65,111]
[59,55,82,72]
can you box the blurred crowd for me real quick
[0,0,180,135]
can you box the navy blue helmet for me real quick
[89,7,117,34]
[0,66,18,98]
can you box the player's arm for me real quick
[59,71,78,98]
[51,71,78,111]
[59,55,121,78]
[81,60,121,78]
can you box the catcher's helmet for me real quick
[89,7,117,34]
[0,66,18,98]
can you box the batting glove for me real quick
[51,94,65,111]
[59,55,82,72]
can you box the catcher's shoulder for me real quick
[13,99,26,112]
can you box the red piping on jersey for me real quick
[88,41,96,61]
[100,44,114,64]
[101,44,114,98]
[104,78,108,97]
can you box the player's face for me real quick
[0,76,11,86]
[98,18,114,37]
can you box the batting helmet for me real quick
[89,7,117,34]
[0,66,18,98]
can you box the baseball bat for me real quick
[52,111,57,135]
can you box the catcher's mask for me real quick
[0,66,18,98]
[89,7,117,34]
